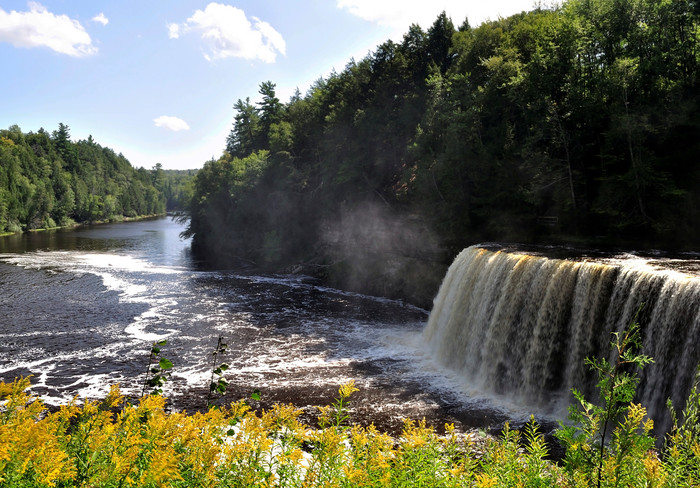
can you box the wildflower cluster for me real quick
[0,379,484,487]
[2,321,700,487]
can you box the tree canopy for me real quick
[184,1,700,298]
[0,124,168,233]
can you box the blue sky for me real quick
[1,1,537,170]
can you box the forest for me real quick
[184,0,700,304]
[0,124,194,234]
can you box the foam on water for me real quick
[76,253,184,274]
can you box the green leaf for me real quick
[159,357,173,370]
[251,389,261,401]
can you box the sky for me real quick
[1,1,539,170]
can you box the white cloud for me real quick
[0,1,97,56]
[154,116,190,132]
[337,0,536,32]
[167,22,180,39]
[92,13,109,26]
[170,3,286,63]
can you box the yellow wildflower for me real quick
[642,453,666,487]
[338,379,359,399]
[288,447,305,465]
[475,473,498,488]
[317,404,332,426]
[692,441,700,459]
[448,463,467,478]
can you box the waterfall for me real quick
[425,245,700,432]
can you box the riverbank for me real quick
[0,213,166,238]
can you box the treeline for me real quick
[186,0,700,300]
[152,164,197,212]
[0,124,168,234]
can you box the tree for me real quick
[257,81,283,149]
[426,11,456,74]
[52,123,79,170]
[151,163,165,189]
[225,98,259,158]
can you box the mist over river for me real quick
[0,217,527,435]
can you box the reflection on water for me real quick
[0,217,193,267]
[0,217,519,435]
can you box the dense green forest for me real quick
[158,167,197,212]
[149,163,197,212]
[0,124,196,234]
[195,0,700,301]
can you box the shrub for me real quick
[2,320,700,487]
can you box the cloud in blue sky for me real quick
[0,2,97,57]
[168,3,286,63]
[154,116,190,132]
[337,0,528,32]
[91,13,109,26]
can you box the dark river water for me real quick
[0,217,525,435]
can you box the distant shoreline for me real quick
[0,213,166,238]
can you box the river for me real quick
[0,217,522,434]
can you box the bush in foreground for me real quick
[1,378,698,488]
[2,322,700,487]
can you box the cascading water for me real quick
[424,245,700,434]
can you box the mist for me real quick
[321,200,445,307]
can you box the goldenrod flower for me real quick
[475,472,498,488]
[338,379,359,399]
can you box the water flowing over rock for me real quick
[424,245,700,433]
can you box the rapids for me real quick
[0,219,515,434]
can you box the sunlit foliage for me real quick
[0,124,166,233]
[2,373,700,487]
